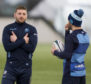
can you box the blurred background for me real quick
[0,0,91,43]
[0,0,91,84]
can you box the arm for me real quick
[53,23,73,59]
[2,27,25,52]
[65,30,70,36]
[54,35,74,59]
[22,28,38,53]
[52,22,74,59]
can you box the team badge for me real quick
[25,28,29,33]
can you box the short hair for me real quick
[15,6,27,12]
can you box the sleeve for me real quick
[65,30,70,36]
[2,27,25,52]
[54,32,74,59]
[22,28,38,53]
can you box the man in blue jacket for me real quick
[51,9,89,84]
[2,6,38,84]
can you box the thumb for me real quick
[25,33,28,36]
[12,31,15,35]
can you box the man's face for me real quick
[14,9,27,23]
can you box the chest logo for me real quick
[10,28,17,31]
[25,28,29,33]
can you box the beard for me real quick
[16,17,26,23]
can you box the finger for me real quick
[10,36,13,41]
[65,24,68,28]
[52,44,56,48]
[10,35,13,38]
[25,33,28,36]
[12,31,15,35]
[51,48,55,55]
[52,45,58,50]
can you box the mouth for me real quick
[20,17,24,20]
[19,18,25,22]
[16,17,25,23]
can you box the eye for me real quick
[18,13,21,15]
[23,13,26,15]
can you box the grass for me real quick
[0,43,91,84]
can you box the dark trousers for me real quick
[62,75,86,84]
[2,65,32,84]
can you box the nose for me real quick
[20,14,24,17]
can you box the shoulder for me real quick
[71,31,79,43]
[25,23,37,33]
[4,22,15,30]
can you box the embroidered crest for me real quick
[25,28,29,33]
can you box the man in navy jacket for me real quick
[2,6,38,84]
[51,9,89,84]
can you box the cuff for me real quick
[54,50,59,56]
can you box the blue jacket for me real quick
[54,29,89,77]
[2,22,38,68]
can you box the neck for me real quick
[72,26,81,31]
